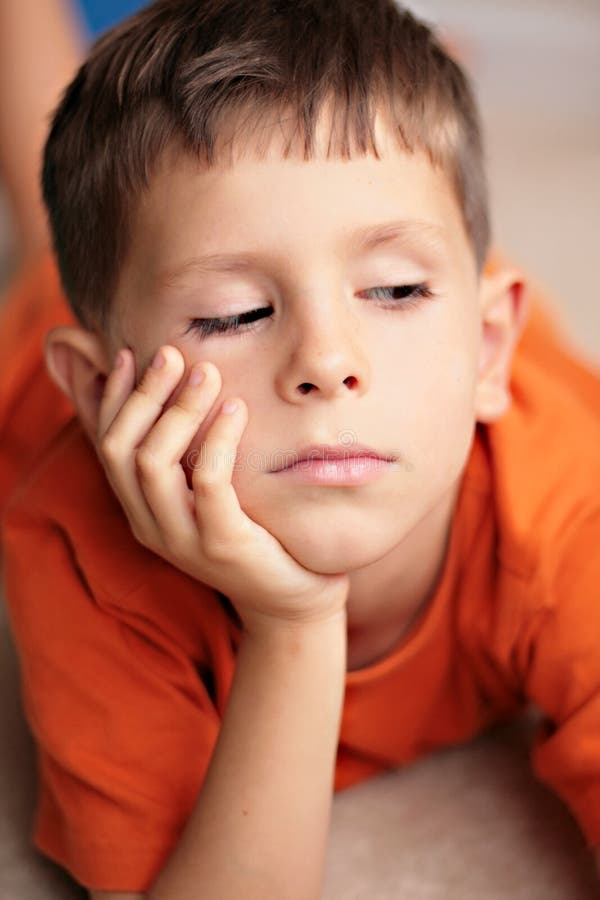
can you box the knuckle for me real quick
[134,445,162,477]
[193,472,221,499]
[170,396,196,418]
[99,432,122,463]
[129,521,148,547]
[136,381,163,408]
[201,536,232,564]
[130,521,164,556]
[137,370,157,391]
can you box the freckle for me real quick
[242,809,248,816]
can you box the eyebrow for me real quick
[158,219,448,286]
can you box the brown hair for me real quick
[41,0,491,334]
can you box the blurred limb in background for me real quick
[0,0,146,274]
[0,0,87,268]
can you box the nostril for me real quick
[298,383,314,394]
[344,376,357,388]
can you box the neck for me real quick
[345,477,461,672]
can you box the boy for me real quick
[1,0,599,896]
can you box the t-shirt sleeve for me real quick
[1,511,224,893]
[520,507,600,849]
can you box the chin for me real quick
[234,476,417,573]
[285,542,378,575]
[265,511,401,575]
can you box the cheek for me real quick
[397,328,480,469]
[424,341,478,415]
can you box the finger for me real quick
[97,345,185,545]
[191,397,251,553]
[134,361,226,543]
[136,360,222,470]
[95,347,158,540]
[96,347,136,440]
[101,345,186,452]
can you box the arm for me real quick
[0,0,86,262]
[89,604,345,900]
[90,606,346,900]
[149,613,346,899]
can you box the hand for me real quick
[96,344,350,635]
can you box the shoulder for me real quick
[1,417,151,599]
[481,302,600,582]
[2,416,110,518]
[456,365,600,723]
[456,299,600,667]
[0,417,231,643]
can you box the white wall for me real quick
[411,0,600,365]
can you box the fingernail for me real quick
[151,349,166,369]
[114,350,125,369]
[221,399,238,415]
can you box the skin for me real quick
[0,0,85,263]
[45,107,530,670]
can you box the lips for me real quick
[272,443,395,472]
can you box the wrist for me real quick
[242,605,348,647]
[239,577,350,641]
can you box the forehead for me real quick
[119,109,473,300]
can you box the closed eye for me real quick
[183,282,434,339]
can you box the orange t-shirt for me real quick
[1,249,600,892]
[0,250,76,517]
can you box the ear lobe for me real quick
[475,267,530,423]
[45,326,111,442]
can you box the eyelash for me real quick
[183,282,435,339]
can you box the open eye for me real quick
[363,283,434,305]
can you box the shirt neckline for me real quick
[344,425,490,686]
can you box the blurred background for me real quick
[418,0,600,367]
[0,0,599,364]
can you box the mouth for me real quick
[269,443,397,485]
[271,443,395,472]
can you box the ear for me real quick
[474,266,530,423]
[44,325,112,444]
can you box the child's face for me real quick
[111,115,483,575]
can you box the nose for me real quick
[274,298,370,403]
